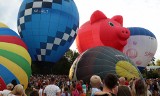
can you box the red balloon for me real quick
[76,10,130,53]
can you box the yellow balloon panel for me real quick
[0,42,31,65]
[116,61,140,80]
[0,56,28,89]
[0,22,8,28]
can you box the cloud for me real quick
[0,0,22,32]
[0,0,160,60]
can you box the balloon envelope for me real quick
[69,46,142,82]
[123,27,157,70]
[0,77,6,91]
[76,10,130,54]
[17,0,79,63]
[0,24,31,89]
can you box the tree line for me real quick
[31,49,79,75]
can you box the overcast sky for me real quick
[0,0,160,59]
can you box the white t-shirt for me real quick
[1,90,11,96]
[44,84,61,96]
[91,88,101,96]
[39,88,43,96]
[0,91,2,95]
[82,84,87,93]
[67,81,70,86]
[147,90,152,96]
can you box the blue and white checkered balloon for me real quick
[17,0,79,63]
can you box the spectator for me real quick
[0,83,13,96]
[131,79,147,96]
[145,79,152,96]
[117,77,131,96]
[90,75,102,96]
[76,80,82,92]
[0,92,2,96]
[43,77,61,96]
[11,79,17,90]
[8,84,25,96]
[38,85,44,96]
[70,83,79,96]
[119,77,126,86]
[61,87,70,96]
[30,90,39,96]
[117,86,131,96]
[94,73,119,96]
[152,80,159,96]
[124,77,129,86]
[82,81,87,95]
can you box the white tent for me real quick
[146,66,160,71]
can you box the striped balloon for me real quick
[0,23,31,90]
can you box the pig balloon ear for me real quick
[90,10,107,24]
[111,15,123,26]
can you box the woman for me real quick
[8,84,25,96]
[131,79,147,96]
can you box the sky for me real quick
[0,0,160,60]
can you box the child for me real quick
[90,75,102,96]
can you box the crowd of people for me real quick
[0,74,160,96]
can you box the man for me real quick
[119,77,126,86]
[43,77,61,96]
[117,77,132,96]
[94,73,119,96]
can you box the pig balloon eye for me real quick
[109,22,114,27]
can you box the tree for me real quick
[146,70,160,79]
[156,59,160,66]
[64,49,79,64]
[147,57,156,66]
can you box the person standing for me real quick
[82,82,87,95]
[131,79,147,96]
[0,83,13,96]
[7,84,25,96]
[61,87,70,96]
[38,85,44,96]
[94,73,119,96]
[90,75,102,96]
[43,77,61,96]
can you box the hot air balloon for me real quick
[123,27,157,70]
[0,77,6,91]
[69,46,142,82]
[17,0,79,63]
[0,23,31,89]
[76,10,130,54]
